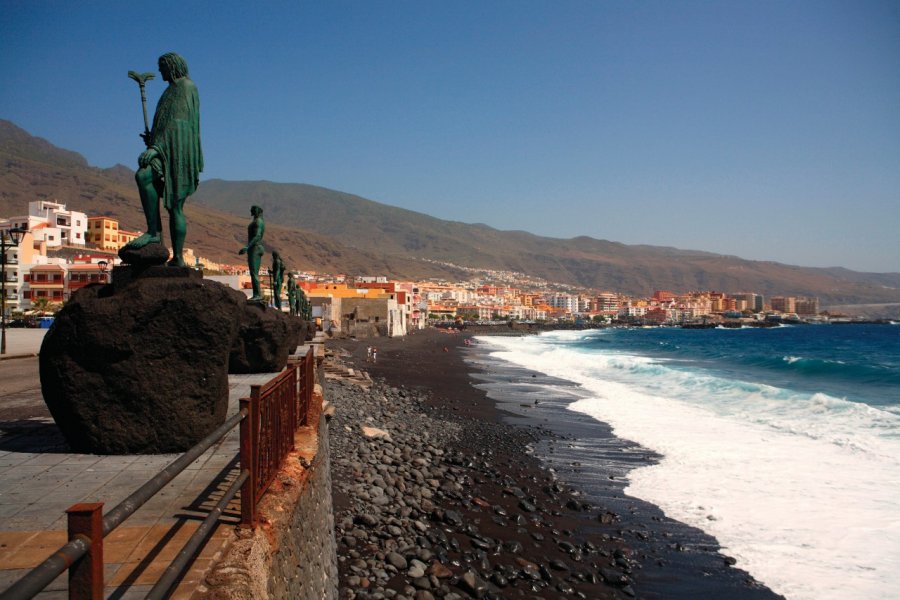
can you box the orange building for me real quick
[25,264,66,306]
[67,263,110,296]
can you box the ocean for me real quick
[472,324,900,600]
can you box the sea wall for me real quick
[197,385,338,600]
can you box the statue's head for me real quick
[250,205,263,217]
[272,251,280,259]
[158,53,189,81]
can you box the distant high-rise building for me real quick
[731,292,764,312]
[795,297,819,315]
[770,296,797,313]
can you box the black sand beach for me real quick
[327,328,783,599]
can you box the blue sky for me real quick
[2,1,899,272]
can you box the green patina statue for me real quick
[298,287,312,320]
[287,272,298,317]
[126,52,203,267]
[238,205,265,302]
[271,251,285,310]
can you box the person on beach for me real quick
[372,347,377,362]
[367,346,372,361]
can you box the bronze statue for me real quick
[287,272,298,317]
[298,287,311,320]
[238,206,265,302]
[126,52,203,267]
[271,251,285,310]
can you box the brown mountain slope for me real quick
[191,179,900,304]
[0,120,462,279]
[2,119,899,304]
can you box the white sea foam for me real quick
[478,331,900,600]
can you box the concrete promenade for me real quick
[0,329,47,358]
[0,331,279,599]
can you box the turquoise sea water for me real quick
[479,324,900,600]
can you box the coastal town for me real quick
[1,199,851,338]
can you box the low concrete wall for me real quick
[197,389,337,599]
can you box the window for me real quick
[23,291,31,299]
[52,291,63,299]
[76,233,81,239]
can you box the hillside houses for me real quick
[1,199,821,328]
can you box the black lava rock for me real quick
[40,276,244,453]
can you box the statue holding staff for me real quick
[271,251,285,310]
[238,206,265,303]
[125,52,203,267]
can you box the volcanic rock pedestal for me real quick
[40,265,310,454]
[229,302,303,374]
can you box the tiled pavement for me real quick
[0,370,275,599]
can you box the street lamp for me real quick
[98,260,109,283]
[1,226,26,355]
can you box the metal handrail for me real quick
[102,408,248,536]
[0,347,316,600]
[146,469,249,600]
[0,409,248,600]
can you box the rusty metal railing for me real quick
[296,346,314,427]
[0,347,317,600]
[240,363,298,527]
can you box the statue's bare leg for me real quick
[128,166,163,249]
[167,198,187,267]
[248,247,264,301]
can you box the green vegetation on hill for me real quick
[2,118,899,304]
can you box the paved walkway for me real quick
[0,329,48,358]
[0,368,275,599]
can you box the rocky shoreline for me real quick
[326,328,781,600]
[326,349,637,599]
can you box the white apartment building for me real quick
[618,305,648,318]
[546,294,580,313]
[7,201,88,248]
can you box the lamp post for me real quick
[1,227,25,355]
[97,260,109,283]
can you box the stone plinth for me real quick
[40,274,247,454]
[229,304,303,374]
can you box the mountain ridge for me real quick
[2,118,899,306]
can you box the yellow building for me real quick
[87,217,120,251]
[88,217,140,251]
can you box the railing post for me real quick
[290,365,298,449]
[65,503,104,600]
[239,394,258,528]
